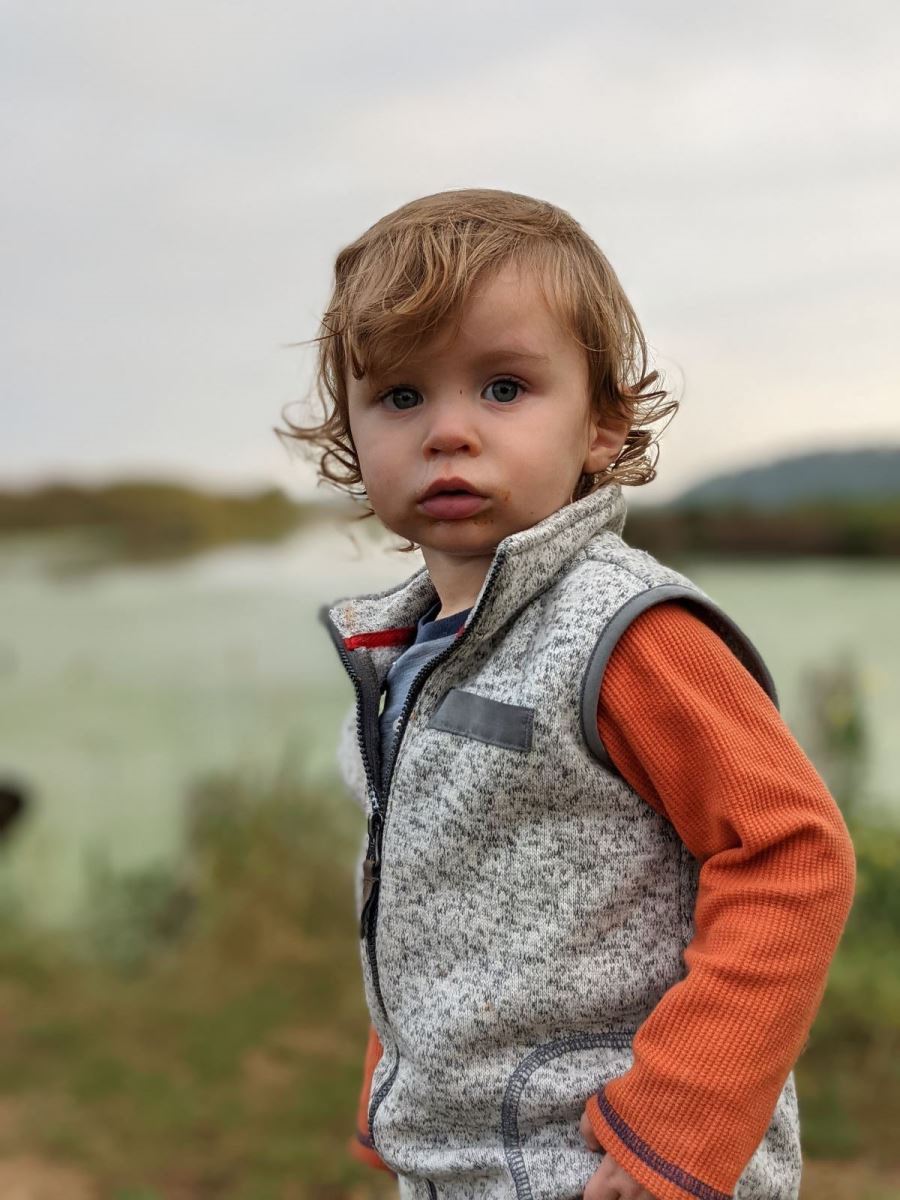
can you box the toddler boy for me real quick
[300,189,857,1200]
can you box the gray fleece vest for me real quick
[321,483,801,1200]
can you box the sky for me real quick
[2,0,898,506]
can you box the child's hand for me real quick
[579,1109,661,1200]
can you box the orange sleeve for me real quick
[347,1023,396,1175]
[583,599,857,1200]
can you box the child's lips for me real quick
[419,491,488,520]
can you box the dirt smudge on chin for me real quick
[470,490,510,527]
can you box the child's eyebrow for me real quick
[366,346,551,384]
[469,346,551,365]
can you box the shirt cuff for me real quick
[585,1090,733,1200]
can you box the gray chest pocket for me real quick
[427,688,534,752]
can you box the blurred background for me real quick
[1,2,898,1197]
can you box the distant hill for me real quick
[670,446,900,511]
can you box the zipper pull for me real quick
[366,805,383,858]
[359,854,380,938]
[360,808,383,938]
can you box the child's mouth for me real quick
[419,491,488,520]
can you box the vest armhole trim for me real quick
[580,583,780,771]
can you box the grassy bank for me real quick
[0,481,320,567]
[0,759,897,1198]
[625,497,900,559]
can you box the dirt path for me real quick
[0,1156,98,1200]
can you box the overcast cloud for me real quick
[2,0,898,503]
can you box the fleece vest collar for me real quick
[324,481,628,655]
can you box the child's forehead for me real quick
[459,261,558,324]
[379,271,567,367]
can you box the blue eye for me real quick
[380,386,421,412]
[485,378,524,404]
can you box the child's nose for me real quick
[421,392,482,457]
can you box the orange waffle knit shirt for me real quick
[347,599,857,1198]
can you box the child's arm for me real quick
[583,599,857,1200]
[348,1023,396,1175]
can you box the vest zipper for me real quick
[317,618,385,937]
[319,553,508,1146]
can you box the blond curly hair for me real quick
[277,188,677,547]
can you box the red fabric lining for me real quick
[344,627,416,651]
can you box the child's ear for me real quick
[584,411,629,474]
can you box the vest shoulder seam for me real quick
[580,582,780,772]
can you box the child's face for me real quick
[346,262,626,580]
